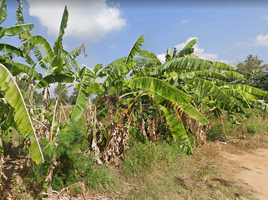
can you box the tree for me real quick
[0,0,44,165]
[69,88,78,105]
[28,5,83,140]
[33,91,42,103]
[0,63,44,164]
[54,83,69,104]
[93,37,268,158]
[237,54,268,90]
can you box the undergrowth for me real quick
[8,109,268,199]
[122,139,183,178]
[120,138,254,199]
[24,122,114,195]
[207,109,268,142]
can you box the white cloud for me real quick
[181,20,188,24]
[254,34,268,46]
[109,44,117,49]
[48,82,78,98]
[157,54,166,64]
[156,37,236,65]
[85,65,106,83]
[63,44,68,50]
[174,37,218,60]
[262,15,268,20]
[96,77,106,83]
[49,83,58,98]
[218,59,239,66]
[26,0,127,42]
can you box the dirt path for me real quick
[221,146,268,200]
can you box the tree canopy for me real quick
[237,54,268,91]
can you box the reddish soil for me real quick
[221,145,268,200]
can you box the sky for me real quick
[1,0,268,95]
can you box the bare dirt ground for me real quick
[219,142,268,200]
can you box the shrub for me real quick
[207,125,225,141]
[26,122,114,193]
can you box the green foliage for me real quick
[69,88,78,105]
[103,60,134,88]
[125,34,144,64]
[161,106,193,155]
[0,43,23,57]
[70,67,94,122]
[35,73,74,89]
[127,77,191,105]
[0,58,42,79]
[174,47,194,58]
[136,49,162,66]
[211,61,237,71]
[28,123,113,192]
[129,126,146,144]
[93,64,102,74]
[207,125,226,142]
[0,63,43,164]
[62,45,81,71]
[33,91,42,103]
[189,78,235,107]
[29,36,53,61]
[207,109,268,141]
[236,55,268,90]
[0,0,8,24]
[53,83,69,104]
[151,57,213,75]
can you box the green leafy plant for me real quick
[27,123,113,193]
[0,63,44,164]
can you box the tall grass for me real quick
[207,109,268,142]
[122,139,183,177]
[120,137,254,199]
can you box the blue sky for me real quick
[1,0,268,94]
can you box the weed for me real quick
[25,122,114,194]
[12,173,18,186]
[119,138,255,199]
[122,139,183,178]
[246,124,257,134]
[207,124,225,141]
[207,109,268,142]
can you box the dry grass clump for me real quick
[119,140,255,200]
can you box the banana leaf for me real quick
[70,67,93,122]
[0,63,44,164]
[125,34,144,64]
[127,77,191,105]
[35,73,74,89]
[211,61,237,71]
[161,105,193,155]
[151,57,213,75]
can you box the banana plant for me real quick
[0,63,44,164]
[100,34,144,92]
[0,0,42,80]
[0,0,45,165]
[115,38,268,154]
[69,34,145,124]
[12,3,83,140]
[70,65,102,123]
[86,36,200,157]
[29,5,85,141]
